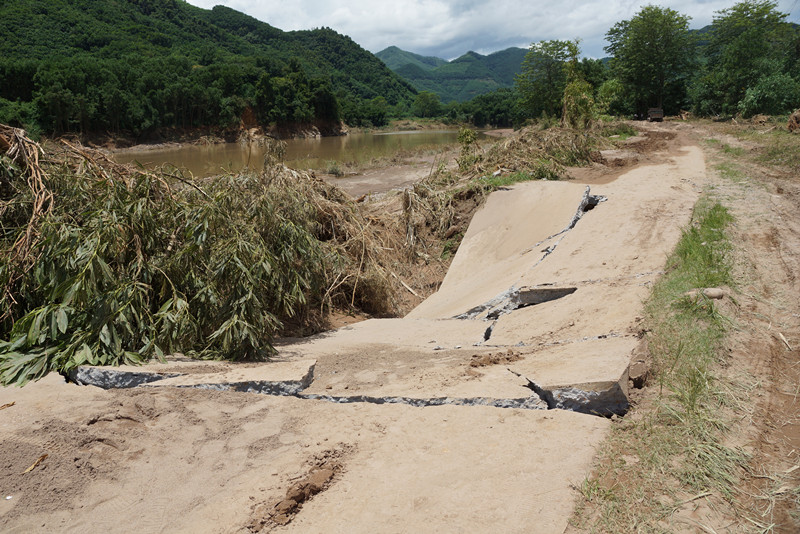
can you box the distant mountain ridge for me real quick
[376,46,449,71]
[376,46,528,103]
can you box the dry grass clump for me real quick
[468,125,610,178]
[0,125,396,385]
[0,126,52,270]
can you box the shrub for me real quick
[0,127,392,385]
[738,73,800,117]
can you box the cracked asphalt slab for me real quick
[271,145,701,413]
[0,127,706,533]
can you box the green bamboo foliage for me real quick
[0,127,389,385]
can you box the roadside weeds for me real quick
[570,196,747,533]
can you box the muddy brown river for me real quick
[113,130,464,177]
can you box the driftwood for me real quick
[391,271,421,298]
[0,126,52,263]
[789,109,800,133]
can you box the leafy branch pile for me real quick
[0,125,393,385]
[475,124,611,178]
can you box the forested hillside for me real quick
[377,47,528,103]
[0,0,417,138]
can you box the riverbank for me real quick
[78,119,349,152]
[351,118,462,133]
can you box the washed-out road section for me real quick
[0,129,704,533]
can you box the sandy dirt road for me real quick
[0,124,712,533]
[682,123,800,531]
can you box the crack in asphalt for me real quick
[479,331,625,349]
[297,393,547,410]
[454,186,605,323]
[507,368,628,417]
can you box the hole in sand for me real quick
[247,445,353,531]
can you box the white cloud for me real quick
[185,0,800,59]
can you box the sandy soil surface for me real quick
[0,373,608,534]
[5,122,792,533]
[324,157,439,198]
[322,144,468,199]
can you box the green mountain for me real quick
[0,0,416,136]
[375,46,448,71]
[377,46,528,103]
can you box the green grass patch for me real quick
[714,161,745,180]
[718,124,800,173]
[325,160,343,177]
[756,132,800,171]
[704,138,745,156]
[721,144,745,156]
[440,233,463,260]
[572,198,749,531]
[598,122,638,140]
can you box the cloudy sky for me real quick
[185,0,800,59]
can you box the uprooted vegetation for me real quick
[0,121,636,386]
[0,125,405,385]
[459,124,627,180]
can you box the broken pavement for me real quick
[0,129,706,533]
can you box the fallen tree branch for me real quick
[391,271,421,298]
[778,332,793,351]
[163,171,210,199]
[670,491,713,510]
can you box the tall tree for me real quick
[693,0,797,115]
[560,41,595,128]
[605,5,694,115]
[515,40,575,119]
[412,91,442,118]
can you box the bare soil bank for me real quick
[80,119,347,152]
